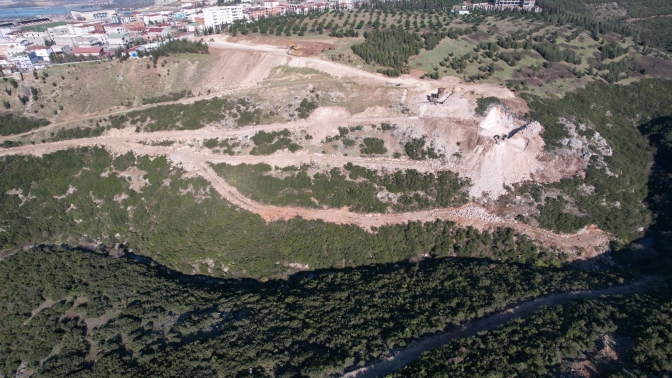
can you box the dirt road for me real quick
[0,37,608,256]
[340,278,654,378]
[0,127,608,255]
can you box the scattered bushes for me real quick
[250,129,301,155]
[141,89,193,105]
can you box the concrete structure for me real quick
[108,33,131,47]
[76,35,104,47]
[103,24,127,34]
[53,34,79,48]
[186,22,203,33]
[10,51,39,69]
[142,13,168,26]
[492,0,535,8]
[47,25,71,39]
[68,23,97,36]
[20,31,49,45]
[114,12,139,24]
[71,9,115,21]
[25,45,53,62]
[246,6,283,20]
[203,6,246,29]
[147,27,170,39]
[72,47,104,57]
[0,23,12,39]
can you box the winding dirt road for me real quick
[0,37,609,256]
[0,126,607,255]
[340,278,655,378]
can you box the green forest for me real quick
[0,113,49,136]
[393,288,672,377]
[516,79,672,240]
[0,246,618,377]
[0,148,564,280]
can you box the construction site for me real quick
[0,34,610,259]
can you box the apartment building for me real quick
[203,6,246,28]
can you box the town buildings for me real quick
[203,6,246,29]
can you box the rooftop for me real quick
[72,47,104,53]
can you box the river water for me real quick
[0,7,70,20]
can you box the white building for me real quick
[142,13,168,26]
[103,24,126,34]
[75,36,102,48]
[47,25,70,40]
[10,51,39,69]
[25,45,53,62]
[203,6,246,29]
[53,34,79,48]
[71,9,115,21]
[493,0,535,7]
[108,33,131,47]
[20,31,49,45]
[68,23,97,36]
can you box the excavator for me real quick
[286,42,301,57]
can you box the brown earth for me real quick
[0,37,608,258]
[227,34,337,56]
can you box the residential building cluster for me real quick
[454,0,538,14]
[0,0,355,72]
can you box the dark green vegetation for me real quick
[229,2,672,88]
[393,286,672,377]
[583,0,672,52]
[202,137,239,155]
[48,125,105,142]
[0,246,619,377]
[1,148,568,279]
[297,98,318,119]
[390,82,672,378]
[513,80,672,239]
[250,129,301,155]
[359,137,387,154]
[211,162,471,213]
[351,29,426,76]
[141,89,192,105]
[404,137,442,160]
[0,113,49,136]
[475,96,501,115]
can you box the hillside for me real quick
[0,1,672,376]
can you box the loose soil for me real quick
[0,37,609,258]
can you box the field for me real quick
[235,8,672,97]
[0,53,218,122]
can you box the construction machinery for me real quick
[428,87,453,104]
[286,42,302,57]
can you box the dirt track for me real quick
[340,278,655,378]
[0,127,607,255]
[0,37,609,257]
